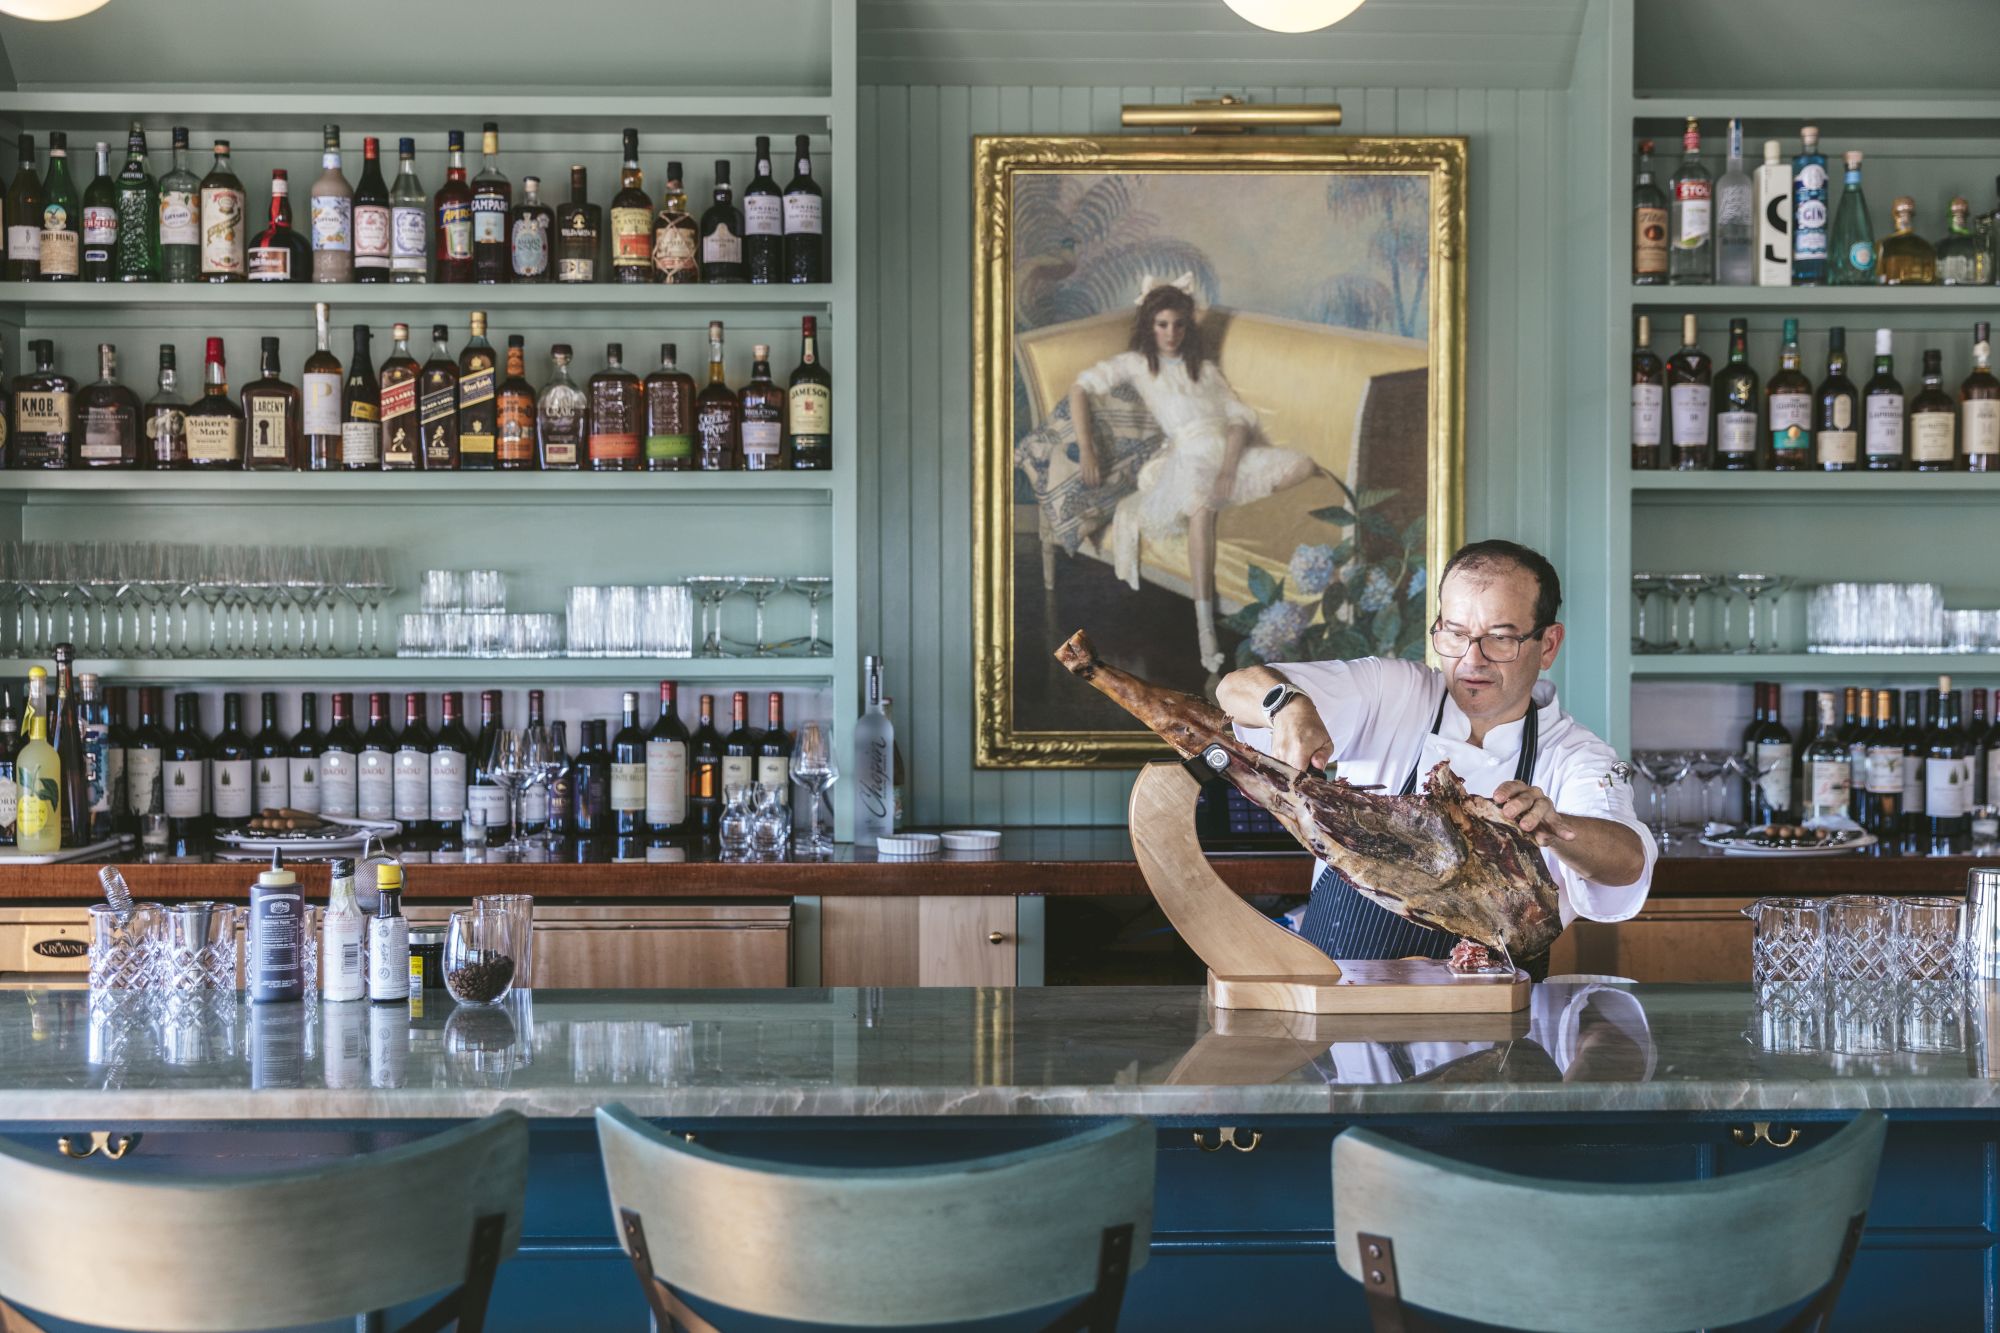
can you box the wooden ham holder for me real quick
[1130,761,1531,1015]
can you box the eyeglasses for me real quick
[1430,622,1543,662]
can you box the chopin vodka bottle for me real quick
[853,655,895,839]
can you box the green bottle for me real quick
[81,141,117,282]
[37,131,79,282]
[157,125,199,283]
[113,121,159,282]
[1829,149,1876,286]
[15,714,59,855]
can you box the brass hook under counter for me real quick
[1192,1126,1261,1153]
[56,1131,140,1160]
[1731,1121,1801,1150]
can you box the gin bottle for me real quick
[1667,118,1712,285]
[1713,117,1754,285]
[1790,125,1829,286]
[1828,151,1875,286]
[853,655,895,839]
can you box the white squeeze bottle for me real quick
[321,856,366,1002]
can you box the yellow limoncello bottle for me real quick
[16,714,60,855]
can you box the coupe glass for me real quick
[790,720,838,855]
[1630,572,1666,654]
[788,576,832,656]
[1688,749,1729,828]
[1725,573,1786,655]
[1664,572,1720,654]
[1634,750,1692,847]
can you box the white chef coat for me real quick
[1232,655,1656,928]
[1312,982,1657,1084]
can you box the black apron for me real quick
[1295,693,1542,968]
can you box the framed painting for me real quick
[973,133,1467,768]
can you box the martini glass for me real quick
[1635,750,1692,848]
[1631,572,1666,654]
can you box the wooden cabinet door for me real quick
[531,921,790,988]
[822,896,1018,986]
[1549,898,1753,982]
[918,896,1016,987]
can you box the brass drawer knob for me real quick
[988,931,1006,944]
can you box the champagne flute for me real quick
[790,719,838,856]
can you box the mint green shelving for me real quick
[0,658,837,685]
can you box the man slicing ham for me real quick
[1218,539,1654,979]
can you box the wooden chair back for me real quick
[596,1104,1154,1330]
[1332,1111,1886,1333]
[0,1111,529,1333]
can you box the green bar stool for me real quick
[1331,1111,1886,1333]
[0,1111,529,1333]
[595,1104,1154,1331]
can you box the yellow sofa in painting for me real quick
[1015,307,1429,612]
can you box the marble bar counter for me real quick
[4,983,1997,1330]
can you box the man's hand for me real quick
[1491,779,1577,847]
[1273,707,1333,774]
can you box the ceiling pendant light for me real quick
[1224,0,1367,33]
[0,0,111,18]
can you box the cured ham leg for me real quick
[1055,630,1562,958]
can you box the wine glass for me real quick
[790,720,837,856]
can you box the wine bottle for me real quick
[1909,349,1957,472]
[543,718,573,843]
[572,719,610,857]
[210,692,254,833]
[1924,680,1970,851]
[164,693,209,855]
[290,692,324,815]
[1902,688,1927,842]
[1801,693,1850,823]
[1972,687,1993,807]
[320,691,360,819]
[251,691,290,815]
[756,692,791,808]
[126,686,166,837]
[1963,322,2000,474]
[466,689,509,842]
[430,691,473,835]
[645,681,690,836]
[49,645,88,847]
[782,134,824,284]
[689,695,722,836]
[1749,681,1793,825]
[0,690,21,848]
[743,136,782,284]
[4,134,43,281]
[722,690,758,794]
[392,693,432,830]
[700,159,746,283]
[38,132,80,282]
[1839,686,1866,825]
[357,691,397,823]
[611,691,648,861]
[519,689,550,832]
[1863,689,1903,843]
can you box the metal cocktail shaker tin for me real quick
[1965,867,2000,980]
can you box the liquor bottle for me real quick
[1790,125,1829,286]
[145,344,187,469]
[1754,139,1791,287]
[467,690,509,841]
[537,343,585,469]
[1902,688,1927,840]
[1938,197,1989,285]
[320,692,359,819]
[340,323,378,471]
[247,169,308,281]
[1713,318,1760,470]
[210,693,254,834]
[3,134,40,280]
[1629,314,1663,470]
[1713,118,1753,285]
[164,693,208,854]
[113,123,158,282]
[388,138,427,282]
[695,321,740,470]
[643,343,696,470]
[757,692,791,807]
[1791,690,1816,808]
[470,122,510,284]
[431,691,472,835]
[0,691,19,848]
[76,672,112,840]
[572,719,611,856]
[78,342,138,469]
[645,681,690,836]
[1963,323,2000,474]
[508,174,551,282]
[1924,681,1970,850]
[12,340,75,468]
[743,136,783,284]
[456,311,497,469]
[1839,686,1866,825]
[36,132,79,282]
[1973,688,1993,808]
[1863,689,1902,842]
[1814,326,1859,473]
[378,322,421,469]
[782,134,824,284]
[557,165,599,283]
[1862,329,1904,471]
[519,689,550,832]
[96,681,125,837]
[1909,349,1956,472]
[198,138,246,282]
[721,690,758,794]
[126,686,166,833]
[689,694,722,836]
[1986,696,2000,831]
[610,128,653,283]
[418,323,459,470]
[1665,314,1711,470]
[351,136,390,282]
[48,647,87,848]
[586,342,643,470]
[1631,139,1667,285]
[367,864,409,1005]
[285,693,323,814]
[1667,119,1711,285]
[652,161,699,283]
[356,691,396,822]
[1737,682,1763,824]
[1877,197,1936,285]
[13,713,57,856]
[497,335,537,470]
[1828,151,1875,286]
[81,140,117,281]
[433,130,473,283]
[251,691,290,815]
[1766,318,1811,471]
[543,718,572,843]
[308,125,353,283]
[1981,177,2000,279]
[740,343,784,469]
[391,693,432,830]
[855,656,896,837]
[301,302,342,471]
[242,336,301,471]
[1801,693,1850,823]
[610,691,647,861]
[157,127,198,282]
[700,159,746,283]
[322,856,366,1003]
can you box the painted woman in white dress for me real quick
[1069,277,1315,673]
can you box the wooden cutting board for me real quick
[1209,960,1532,1014]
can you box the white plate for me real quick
[876,833,942,857]
[215,816,401,855]
[1698,832,1877,858]
[941,829,1002,851]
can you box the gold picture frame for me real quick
[973,133,1468,769]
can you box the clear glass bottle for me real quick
[81,140,117,282]
[388,137,428,282]
[1937,196,1989,285]
[1790,125,1829,286]
[156,125,198,282]
[1877,196,1937,285]
[1668,118,1712,285]
[508,175,551,282]
[853,656,895,839]
[308,123,353,283]
[1713,117,1754,285]
[1828,151,1875,286]
[1803,693,1852,823]
[536,343,585,470]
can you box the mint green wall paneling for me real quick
[964,84,1005,826]
[937,86,977,826]
[906,84,946,829]
[877,84,915,830]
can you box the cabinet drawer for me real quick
[822,897,1018,987]
[408,903,791,989]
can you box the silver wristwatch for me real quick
[1261,682,1305,726]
